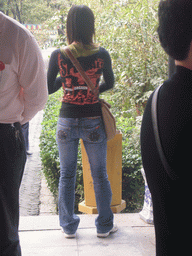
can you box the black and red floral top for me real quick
[47,43,114,118]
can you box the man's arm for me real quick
[18,35,48,125]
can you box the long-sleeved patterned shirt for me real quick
[48,43,114,118]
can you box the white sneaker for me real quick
[61,228,76,238]
[97,224,118,238]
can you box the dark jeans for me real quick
[0,123,26,256]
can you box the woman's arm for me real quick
[47,49,62,94]
[99,49,115,93]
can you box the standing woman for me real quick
[48,5,117,238]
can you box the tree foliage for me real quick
[0,0,59,23]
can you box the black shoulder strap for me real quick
[151,85,178,180]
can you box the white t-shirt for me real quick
[0,12,48,124]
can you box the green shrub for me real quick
[39,90,61,210]
[116,116,144,212]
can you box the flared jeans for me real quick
[56,117,113,235]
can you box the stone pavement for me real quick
[19,109,57,216]
[19,213,155,256]
[19,111,44,216]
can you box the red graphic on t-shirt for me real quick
[58,53,103,105]
[0,61,5,71]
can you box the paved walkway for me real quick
[19,213,155,256]
[19,108,57,216]
[19,111,44,216]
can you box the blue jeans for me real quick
[56,117,113,235]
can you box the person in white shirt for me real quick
[0,11,48,256]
